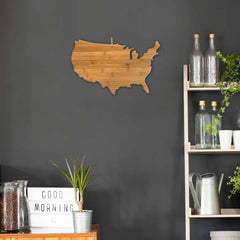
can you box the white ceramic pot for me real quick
[210,231,240,240]
[72,210,93,233]
[233,130,240,149]
[219,130,232,150]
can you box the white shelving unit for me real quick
[189,143,240,154]
[183,65,240,240]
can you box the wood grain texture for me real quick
[71,40,160,95]
[0,224,99,240]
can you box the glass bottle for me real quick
[0,182,19,232]
[195,100,211,149]
[237,111,240,128]
[189,34,204,87]
[210,101,222,149]
[16,180,31,232]
[205,34,219,87]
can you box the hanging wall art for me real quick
[71,39,160,95]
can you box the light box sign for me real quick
[28,187,78,228]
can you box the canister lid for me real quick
[211,101,217,107]
[199,100,205,106]
[194,34,199,38]
[209,33,215,38]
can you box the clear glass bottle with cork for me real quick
[195,100,211,149]
[189,34,204,87]
[205,34,219,87]
[210,101,222,149]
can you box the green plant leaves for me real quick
[227,165,240,198]
[207,51,240,135]
[225,102,230,107]
[52,155,95,211]
[229,87,235,92]
[212,128,217,136]
[205,123,211,133]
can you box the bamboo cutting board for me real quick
[71,40,160,95]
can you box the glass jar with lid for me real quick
[0,182,19,232]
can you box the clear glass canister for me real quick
[0,182,19,232]
[16,180,31,232]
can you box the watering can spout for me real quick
[218,173,224,194]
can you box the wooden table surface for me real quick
[0,224,100,240]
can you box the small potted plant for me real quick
[227,165,240,199]
[52,156,95,233]
[206,51,240,136]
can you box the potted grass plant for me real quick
[52,155,95,233]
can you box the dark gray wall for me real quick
[0,0,240,239]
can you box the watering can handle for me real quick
[189,172,201,209]
[218,173,224,193]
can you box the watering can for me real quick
[189,172,224,215]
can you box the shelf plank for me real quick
[190,209,240,218]
[186,81,229,91]
[188,87,223,91]
[188,145,240,154]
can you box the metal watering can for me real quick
[189,172,224,215]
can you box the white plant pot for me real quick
[72,210,93,233]
[219,130,232,150]
[233,130,240,149]
[211,231,240,240]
